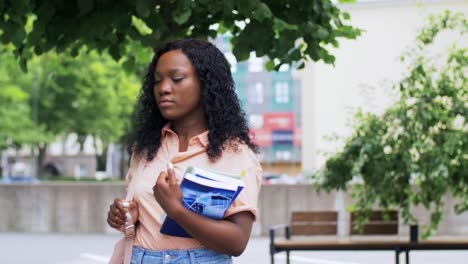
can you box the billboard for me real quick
[263,112,294,130]
[249,128,272,146]
[272,130,294,145]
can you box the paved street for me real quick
[1,233,468,264]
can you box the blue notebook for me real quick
[160,166,245,237]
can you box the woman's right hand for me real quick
[107,198,139,231]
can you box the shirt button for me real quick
[164,254,172,261]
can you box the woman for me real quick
[107,39,262,263]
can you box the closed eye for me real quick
[172,77,185,82]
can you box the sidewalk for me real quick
[1,233,467,264]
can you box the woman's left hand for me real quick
[153,163,184,217]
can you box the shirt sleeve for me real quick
[223,164,262,220]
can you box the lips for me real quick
[159,99,175,107]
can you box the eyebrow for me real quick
[154,68,187,77]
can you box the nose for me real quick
[155,79,171,95]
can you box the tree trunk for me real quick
[37,144,47,176]
[77,134,86,153]
[93,137,108,172]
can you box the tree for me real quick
[0,44,141,177]
[313,11,467,238]
[66,50,140,173]
[0,45,50,152]
[31,49,140,176]
[0,0,361,70]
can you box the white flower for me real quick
[393,126,404,140]
[406,97,417,106]
[392,119,401,126]
[440,96,453,109]
[409,148,420,162]
[429,123,441,134]
[452,114,465,130]
[383,146,393,154]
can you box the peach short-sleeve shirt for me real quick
[126,125,262,250]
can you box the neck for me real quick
[171,115,208,140]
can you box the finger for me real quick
[156,171,167,185]
[110,202,123,219]
[107,213,125,228]
[109,210,126,226]
[108,219,124,232]
[166,162,177,185]
[107,217,123,229]
[114,198,128,216]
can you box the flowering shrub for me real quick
[313,11,467,238]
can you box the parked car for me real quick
[262,174,282,184]
[0,176,40,184]
[262,173,300,184]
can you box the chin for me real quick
[160,112,177,121]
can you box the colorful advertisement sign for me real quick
[263,112,294,130]
[272,130,294,145]
[249,128,272,146]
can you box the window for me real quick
[248,114,264,129]
[275,82,290,103]
[248,53,263,72]
[275,150,292,161]
[250,82,264,104]
[74,163,88,179]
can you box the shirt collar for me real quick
[161,123,209,147]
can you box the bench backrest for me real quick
[291,211,338,236]
[350,210,398,235]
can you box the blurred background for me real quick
[0,0,467,263]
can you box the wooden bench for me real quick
[350,210,398,235]
[270,210,398,264]
[270,210,468,264]
[269,211,338,264]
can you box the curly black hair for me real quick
[129,39,258,162]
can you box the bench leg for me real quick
[395,249,400,264]
[405,250,409,264]
[271,252,275,264]
[286,250,290,264]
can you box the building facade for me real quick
[213,36,303,175]
[300,0,468,171]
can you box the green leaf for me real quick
[289,49,301,61]
[316,27,329,39]
[174,9,191,25]
[273,18,297,31]
[342,12,351,20]
[173,0,192,25]
[236,0,257,16]
[122,56,135,73]
[77,0,94,16]
[338,0,356,4]
[108,45,121,61]
[136,0,150,18]
[19,56,27,72]
[265,60,275,71]
[252,3,272,22]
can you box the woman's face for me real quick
[153,49,204,122]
